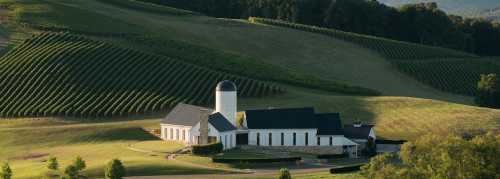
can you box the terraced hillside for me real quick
[249,18,499,97]
[0,32,282,117]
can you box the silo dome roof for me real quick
[216,80,237,91]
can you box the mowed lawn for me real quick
[0,119,234,179]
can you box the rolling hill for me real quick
[0,0,499,178]
[378,0,500,15]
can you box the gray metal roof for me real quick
[209,112,237,132]
[161,103,213,126]
[216,80,236,91]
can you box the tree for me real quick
[64,165,78,179]
[47,157,59,170]
[476,73,500,108]
[105,159,125,179]
[0,163,12,179]
[73,156,86,172]
[278,168,292,179]
[360,133,500,179]
[363,137,377,157]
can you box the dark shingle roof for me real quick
[343,125,374,139]
[245,107,317,129]
[161,103,213,126]
[216,80,236,91]
[316,113,343,135]
[209,112,237,132]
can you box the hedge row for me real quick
[192,142,224,155]
[330,164,364,173]
[212,157,301,163]
[316,153,348,159]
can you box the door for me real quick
[236,133,248,145]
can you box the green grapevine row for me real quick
[393,58,500,96]
[249,17,477,60]
[0,32,283,117]
[96,0,198,16]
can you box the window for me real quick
[165,128,168,139]
[170,128,174,140]
[175,129,179,140]
[182,130,186,140]
[225,135,228,148]
[305,132,309,146]
[293,133,296,146]
[329,136,333,146]
[269,133,272,146]
[281,133,284,146]
[317,137,320,146]
[257,133,260,146]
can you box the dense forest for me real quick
[145,0,500,56]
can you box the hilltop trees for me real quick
[143,0,500,56]
[361,133,500,179]
[476,74,500,108]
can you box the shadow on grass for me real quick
[70,127,158,143]
[84,163,227,177]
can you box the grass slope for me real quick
[248,18,498,101]
[0,32,281,117]
[0,119,233,178]
[70,0,473,103]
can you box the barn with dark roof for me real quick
[160,80,375,157]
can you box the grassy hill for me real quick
[250,18,499,97]
[0,0,499,178]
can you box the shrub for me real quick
[316,153,348,159]
[73,156,86,172]
[212,157,301,163]
[47,157,59,170]
[192,142,223,155]
[1,163,12,179]
[278,168,292,179]
[64,165,78,179]
[105,159,126,179]
[476,73,500,108]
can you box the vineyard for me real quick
[249,17,477,60]
[393,58,500,96]
[0,32,282,117]
[95,0,198,16]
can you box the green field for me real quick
[0,0,499,178]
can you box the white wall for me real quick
[218,131,237,150]
[215,91,237,127]
[190,122,236,150]
[160,124,192,144]
[248,129,317,146]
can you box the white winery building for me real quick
[160,80,376,157]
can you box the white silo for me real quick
[215,80,237,127]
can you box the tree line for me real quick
[145,0,500,56]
